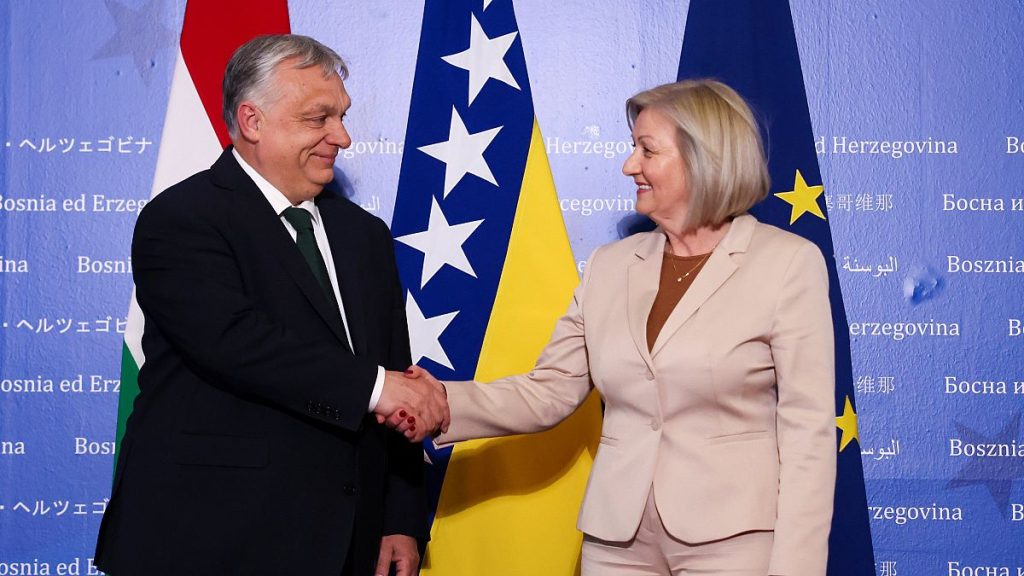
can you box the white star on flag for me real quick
[442,14,520,105]
[418,106,502,198]
[406,292,459,370]
[395,197,484,288]
[483,0,495,10]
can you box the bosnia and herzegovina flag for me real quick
[391,0,602,574]
[116,0,290,449]
[676,1,875,575]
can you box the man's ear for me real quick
[236,102,261,143]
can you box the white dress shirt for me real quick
[233,149,385,411]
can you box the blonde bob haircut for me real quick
[626,79,770,230]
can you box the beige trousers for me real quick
[581,490,774,576]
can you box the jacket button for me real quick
[645,370,655,381]
[650,418,661,431]
[342,483,356,495]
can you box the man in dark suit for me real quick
[94,34,447,576]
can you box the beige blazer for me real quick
[436,214,836,576]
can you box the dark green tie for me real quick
[281,207,341,314]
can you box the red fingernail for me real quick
[407,417,415,424]
[410,426,416,432]
[399,410,407,418]
[405,369,414,375]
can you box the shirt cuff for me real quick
[367,365,385,411]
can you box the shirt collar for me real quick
[232,148,319,222]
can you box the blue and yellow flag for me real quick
[676,1,875,575]
[392,1,601,574]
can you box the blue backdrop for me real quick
[2,1,1023,574]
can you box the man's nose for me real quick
[327,118,352,149]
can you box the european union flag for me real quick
[676,1,876,575]
[392,1,601,574]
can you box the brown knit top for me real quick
[646,251,711,351]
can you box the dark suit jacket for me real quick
[95,149,426,576]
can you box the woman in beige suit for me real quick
[401,79,836,576]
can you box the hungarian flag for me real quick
[391,0,602,574]
[675,1,876,575]
[116,0,291,448]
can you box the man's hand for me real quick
[375,369,449,442]
[380,366,448,441]
[375,534,419,576]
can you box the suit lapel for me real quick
[212,150,351,347]
[650,215,757,358]
[318,193,369,356]
[627,232,664,372]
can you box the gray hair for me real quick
[626,79,770,230]
[222,34,349,138]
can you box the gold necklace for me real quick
[668,250,712,283]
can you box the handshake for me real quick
[374,366,449,442]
